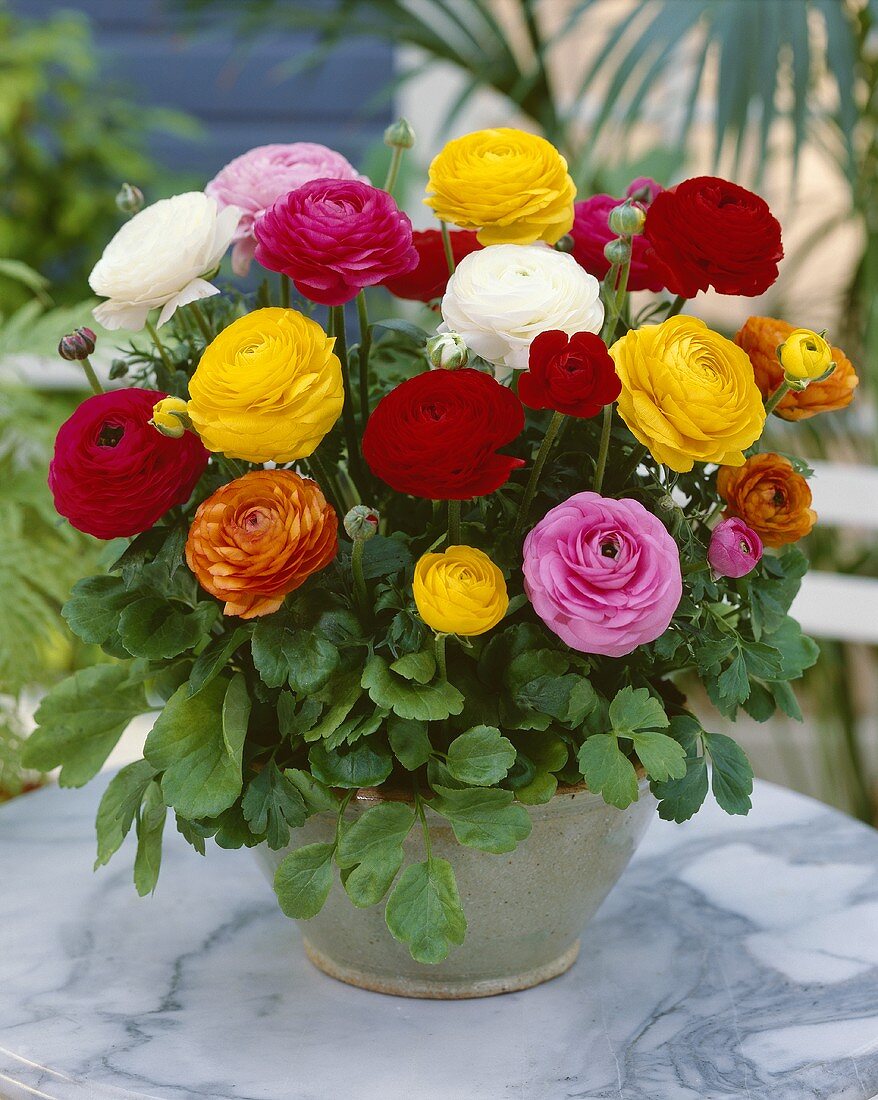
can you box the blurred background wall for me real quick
[1,0,876,823]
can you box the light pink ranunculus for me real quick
[205,143,367,276]
[708,517,763,578]
[254,179,418,306]
[522,492,682,658]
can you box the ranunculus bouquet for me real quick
[26,125,857,968]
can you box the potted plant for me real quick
[24,124,854,998]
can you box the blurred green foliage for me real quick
[0,5,198,308]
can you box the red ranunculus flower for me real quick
[519,330,621,418]
[254,178,419,306]
[570,179,664,293]
[49,389,209,539]
[382,228,482,303]
[643,176,783,298]
[362,368,524,499]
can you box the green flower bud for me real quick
[383,118,415,150]
[344,505,380,541]
[603,238,632,266]
[427,331,469,370]
[608,201,646,237]
[553,234,576,254]
[115,182,144,216]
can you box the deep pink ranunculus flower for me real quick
[522,492,682,657]
[49,389,209,540]
[708,517,763,578]
[253,178,419,306]
[205,143,367,276]
[570,179,665,293]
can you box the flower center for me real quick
[242,507,271,534]
[773,490,786,507]
[97,422,124,448]
[739,539,753,556]
[600,539,619,559]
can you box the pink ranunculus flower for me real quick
[570,179,665,293]
[205,144,367,276]
[708,517,763,578]
[522,492,682,658]
[254,179,419,306]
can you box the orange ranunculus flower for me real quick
[185,469,338,619]
[734,316,859,421]
[716,453,816,548]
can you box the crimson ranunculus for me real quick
[643,176,783,298]
[382,228,482,303]
[362,368,524,499]
[519,330,621,418]
[382,227,484,303]
[49,389,209,539]
[570,180,664,293]
[253,178,418,306]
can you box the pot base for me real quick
[302,936,581,999]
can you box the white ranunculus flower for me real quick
[89,193,241,331]
[439,243,604,373]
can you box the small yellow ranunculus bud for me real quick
[413,545,508,636]
[150,396,191,439]
[778,329,834,383]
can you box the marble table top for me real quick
[1,779,877,1100]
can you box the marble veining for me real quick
[1,779,877,1100]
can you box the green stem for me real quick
[383,146,404,196]
[434,633,447,681]
[145,318,175,378]
[188,301,213,343]
[513,410,565,543]
[330,305,366,493]
[616,443,648,487]
[665,294,687,319]
[334,792,354,850]
[415,790,433,862]
[351,538,369,622]
[440,221,456,276]
[279,274,291,310]
[764,378,792,416]
[447,499,461,545]
[79,356,104,395]
[306,450,349,517]
[592,403,614,494]
[356,291,372,431]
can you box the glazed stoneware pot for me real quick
[254,777,655,999]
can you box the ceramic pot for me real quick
[254,778,655,999]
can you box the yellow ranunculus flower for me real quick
[413,545,508,636]
[187,307,343,463]
[778,328,834,382]
[150,396,191,438]
[424,128,576,247]
[610,316,766,473]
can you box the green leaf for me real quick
[274,843,334,919]
[241,762,307,849]
[251,618,340,693]
[389,650,437,684]
[577,735,639,809]
[628,730,687,783]
[175,814,210,855]
[360,534,413,580]
[144,677,247,818]
[431,785,532,853]
[387,716,432,771]
[608,686,669,735]
[337,802,414,908]
[385,858,467,964]
[763,617,820,680]
[342,851,405,909]
[704,732,753,815]
[23,664,148,787]
[302,671,362,743]
[188,627,250,696]
[118,597,217,659]
[94,758,157,869]
[717,650,750,706]
[446,725,516,786]
[308,740,393,789]
[361,655,464,721]
[133,779,166,896]
[283,768,338,814]
[61,575,138,645]
[514,770,558,805]
[651,756,709,823]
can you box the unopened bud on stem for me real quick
[116,183,144,216]
[603,238,632,266]
[427,331,469,370]
[58,327,96,361]
[608,200,646,237]
[344,505,380,541]
[384,118,415,150]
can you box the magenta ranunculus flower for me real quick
[570,179,665,293]
[708,517,763,578]
[205,144,366,276]
[522,492,682,658]
[253,179,419,306]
